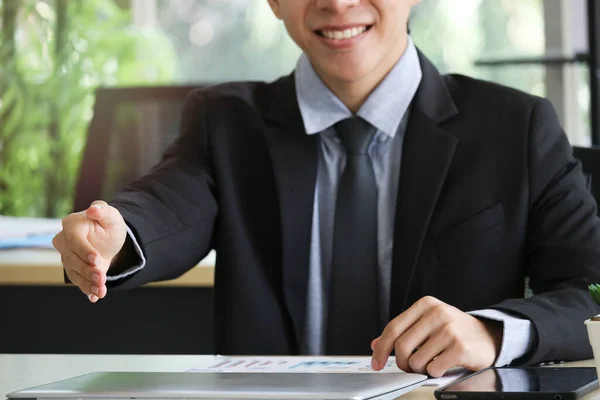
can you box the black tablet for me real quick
[434,367,598,400]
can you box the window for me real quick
[146,0,546,97]
[143,0,594,145]
[2,0,594,217]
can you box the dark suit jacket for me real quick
[108,50,600,365]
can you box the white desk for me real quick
[1,355,599,400]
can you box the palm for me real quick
[88,221,124,264]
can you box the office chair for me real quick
[524,146,596,300]
[73,85,202,212]
[572,145,600,209]
[67,85,201,285]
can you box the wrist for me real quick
[108,233,137,275]
[482,319,503,358]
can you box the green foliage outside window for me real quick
[0,0,547,218]
[0,0,175,217]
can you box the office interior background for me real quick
[0,0,599,355]
[0,0,598,219]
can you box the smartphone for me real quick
[434,367,598,400]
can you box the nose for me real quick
[316,0,360,12]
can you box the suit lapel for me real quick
[263,75,317,351]
[261,51,461,342]
[389,52,460,318]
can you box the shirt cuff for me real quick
[468,309,536,367]
[105,225,146,281]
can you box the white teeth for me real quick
[321,26,367,40]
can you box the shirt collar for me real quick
[295,36,422,137]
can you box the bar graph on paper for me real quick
[186,356,466,386]
[188,356,398,373]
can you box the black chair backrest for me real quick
[73,86,201,212]
[572,145,600,210]
[75,92,600,217]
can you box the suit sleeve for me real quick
[105,89,218,290]
[491,98,600,365]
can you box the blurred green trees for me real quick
[0,0,175,217]
[154,0,544,96]
[0,0,549,218]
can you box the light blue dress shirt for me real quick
[294,36,536,366]
[113,36,536,368]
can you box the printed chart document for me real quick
[0,216,60,249]
[187,355,466,386]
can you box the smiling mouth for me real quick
[315,25,373,40]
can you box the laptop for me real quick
[6,371,427,400]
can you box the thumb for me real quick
[85,201,122,229]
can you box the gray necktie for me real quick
[327,116,380,355]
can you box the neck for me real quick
[321,36,409,113]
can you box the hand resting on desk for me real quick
[52,201,127,303]
[371,296,502,378]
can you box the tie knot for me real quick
[334,117,375,155]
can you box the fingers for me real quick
[85,201,122,230]
[54,232,107,301]
[53,201,120,304]
[392,310,445,372]
[407,325,453,374]
[58,218,100,267]
[372,296,498,378]
[372,296,441,370]
[63,250,107,298]
[426,343,463,378]
[371,337,380,351]
[63,247,106,287]
[396,304,455,372]
[62,258,105,303]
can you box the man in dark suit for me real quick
[52,0,600,378]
